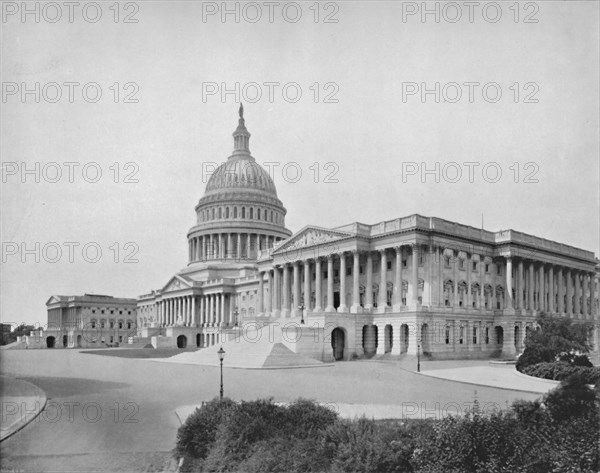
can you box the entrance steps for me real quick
[162,322,325,369]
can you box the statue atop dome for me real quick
[232,104,250,156]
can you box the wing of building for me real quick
[44,106,600,362]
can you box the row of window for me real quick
[200,206,282,224]
[91,308,133,315]
[90,319,134,329]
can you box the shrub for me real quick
[522,362,600,384]
[174,397,236,471]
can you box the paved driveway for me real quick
[1,350,543,472]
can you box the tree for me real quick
[516,312,593,371]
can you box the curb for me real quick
[0,376,48,442]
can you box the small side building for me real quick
[44,294,138,348]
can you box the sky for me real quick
[1,1,599,327]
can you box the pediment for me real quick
[161,275,191,293]
[273,226,352,254]
[45,295,64,306]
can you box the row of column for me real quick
[258,248,421,317]
[156,294,231,326]
[505,257,597,318]
[188,233,282,263]
[254,247,598,318]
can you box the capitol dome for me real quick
[187,105,292,265]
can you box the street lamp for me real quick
[233,307,239,327]
[298,303,305,324]
[217,346,225,401]
[417,339,421,373]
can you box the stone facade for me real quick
[44,106,600,362]
[44,294,137,348]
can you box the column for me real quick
[566,270,573,315]
[325,255,335,312]
[393,247,403,310]
[339,253,348,312]
[247,234,252,259]
[273,266,281,317]
[574,272,580,317]
[539,264,545,311]
[365,252,373,310]
[378,249,387,310]
[282,264,290,317]
[314,258,323,312]
[351,251,361,313]
[236,234,242,260]
[220,293,225,326]
[505,257,513,310]
[591,272,597,319]
[557,267,564,314]
[479,256,485,309]
[266,270,273,314]
[292,262,301,316]
[303,260,311,311]
[453,251,459,308]
[258,272,264,315]
[529,262,535,312]
[517,259,524,310]
[438,248,444,307]
[548,266,554,313]
[411,246,419,305]
[226,233,232,260]
[466,253,472,308]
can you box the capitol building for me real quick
[46,106,600,363]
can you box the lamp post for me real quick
[417,340,421,373]
[233,307,239,327]
[218,346,225,401]
[298,303,305,325]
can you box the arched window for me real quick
[218,207,222,219]
[250,207,254,219]
[212,208,215,219]
[234,207,238,218]
[270,210,274,222]
[257,208,261,220]
[91,319,97,329]
[225,207,230,218]
[264,210,268,221]
[242,207,246,219]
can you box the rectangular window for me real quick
[334,270,339,278]
[473,262,477,271]
[119,336,123,343]
[497,266,502,275]
[347,267,352,276]
[472,327,477,344]
[402,259,407,268]
[485,264,489,273]
[386,261,392,270]
[459,327,464,344]
[459,260,464,270]
[324,271,328,279]
[359,265,364,274]
[445,327,450,344]
[485,327,490,344]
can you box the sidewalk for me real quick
[0,375,47,441]
[418,362,559,394]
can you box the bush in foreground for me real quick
[175,380,599,473]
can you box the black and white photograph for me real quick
[1,1,599,472]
